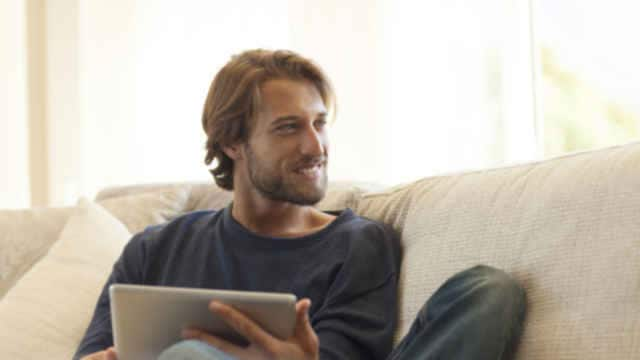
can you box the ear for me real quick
[222,143,244,161]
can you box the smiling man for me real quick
[75,49,527,360]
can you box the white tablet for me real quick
[109,284,297,360]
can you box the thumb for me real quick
[294,299,316,341]
[105,347,118,360]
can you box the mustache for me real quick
[293,156,327,169]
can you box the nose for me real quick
[300,124,326,157]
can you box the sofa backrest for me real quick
[354,141,640,358]
[95,180,383,214]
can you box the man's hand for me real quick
[182,298,319,360]
[80,347,117,360]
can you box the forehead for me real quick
[257,79,327,119]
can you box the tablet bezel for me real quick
[109,284,297,360]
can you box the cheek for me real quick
[258,144,291,169]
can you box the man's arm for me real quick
[314,274,398,359]
[73,232,150,360]
[312,222,402,360]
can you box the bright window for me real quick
[536,0,640,157]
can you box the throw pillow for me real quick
[0,187,189,300]
[0,200,130,359]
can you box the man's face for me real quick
[239,78,329,205]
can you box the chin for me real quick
[289,187,326,206]
[255,172,328,205]
[282,181,328,205]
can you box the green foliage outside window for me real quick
[541,47,640,157]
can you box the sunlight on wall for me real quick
[0,0,30,208]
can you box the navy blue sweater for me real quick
[74,206,401,359]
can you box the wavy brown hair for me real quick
[202,49,335,190]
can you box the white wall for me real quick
[45,0,83,205]
[0,0,30,208]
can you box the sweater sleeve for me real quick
[313,223,402,360]
[73,231,150,360]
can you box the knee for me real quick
[419,265,527,330]
[466,265,525,294]
[465,264,527,314]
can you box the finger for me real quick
[296,298,311,331]
[182,327,244,356]
[209,301,277,352]
[295,299,311,329]
[294,299,316,342]
[105,347,117,360]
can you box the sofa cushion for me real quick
[0,200,130,359]
[0,188,190,300]
[356,141,640,357]
[0,206,75,299]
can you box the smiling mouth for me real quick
[295,163,324,180]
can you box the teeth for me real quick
[298,164,320,174]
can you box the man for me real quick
[76,49,526,360]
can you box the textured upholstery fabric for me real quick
[97,188,190,234]
[355,141,640,358]
[0,188,190,299]
[0,206,75,299]
[0,200,130,359]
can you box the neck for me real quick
[229,169,336,238]
[231,193,316,238]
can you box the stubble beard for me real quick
[245,144,328,206]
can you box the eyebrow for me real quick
[271,113,327,126]
[272,116,300,126]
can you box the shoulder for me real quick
[127,209,222,250]
[331,210,402,273]
[146,209,220,235]
[116,209,224,280]
[320,211,402,304]
[334,210,399,247]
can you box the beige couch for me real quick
[1,141,639,359]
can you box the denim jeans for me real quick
[157,265,527,360]
[158,339,237,360]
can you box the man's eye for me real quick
[277,124,298,131]
[315,119,327,128]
